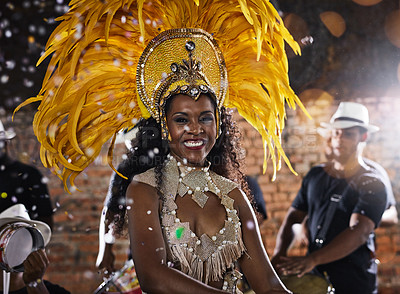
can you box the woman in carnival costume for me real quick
[16,0,309,293]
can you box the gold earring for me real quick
[215,108,221,139]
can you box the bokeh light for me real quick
[384,10,400,48]
[298,88,334,104]
[352,0,383,6]
[283,13,310,58]
[319,11,346,38]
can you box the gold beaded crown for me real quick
[14,0,309,191]
[137,28,227,122]
[136,28,227,139]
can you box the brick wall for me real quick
[3,95,400,293]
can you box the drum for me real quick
[280,274,330,294]
[94,259,142,294]
[0,222,44,272]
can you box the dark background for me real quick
[1,0,399,114]
[278,0,400,99]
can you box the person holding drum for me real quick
[272,102,387,294]
[0,204,70,294]
[17,0,310,293]
[290,128,398,250]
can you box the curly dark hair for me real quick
[106,96,251,236]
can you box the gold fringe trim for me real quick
[170,227,245,285]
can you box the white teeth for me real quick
[184,140,203,147]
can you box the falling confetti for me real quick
[246,220,255,230]
[0,0,67,111]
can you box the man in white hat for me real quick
[0,204,70,294]
[272,102,388,294]
[319,128,397,228]
[0,119,53,229]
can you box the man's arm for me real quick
[23,249,50,294]
[271,207,307,270]
[276,212,375,276]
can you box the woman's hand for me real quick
[97,243,116,276]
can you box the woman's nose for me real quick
[188,122,202,135]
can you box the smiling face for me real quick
[166,94,217,166]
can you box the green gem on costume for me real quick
[175,226,185,239]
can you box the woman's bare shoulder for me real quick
[228,187,247,201]
[126,179,159,204]
[228,187,253,213]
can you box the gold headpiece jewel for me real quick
[14,0,310,191]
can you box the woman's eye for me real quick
[174,117,188,123]
[200,116,214,123]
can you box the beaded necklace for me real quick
[171,154,221,208]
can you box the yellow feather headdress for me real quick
[14,0,309,191]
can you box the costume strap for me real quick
[314,193,343,248]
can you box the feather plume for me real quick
[15,0,309,191]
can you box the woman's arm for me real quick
[126,181,228,294]
[230,189,291,294]
[96,206,116,274]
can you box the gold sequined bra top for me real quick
[133,156,246,290]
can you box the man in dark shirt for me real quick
[0,119,53,229]
[272,102,387,294]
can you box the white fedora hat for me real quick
[320,102,379,133]
[0,204,51,246]
[0,120,16,141]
